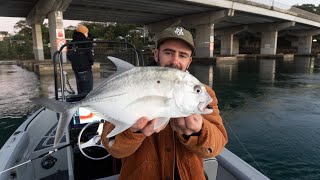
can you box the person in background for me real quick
[101,26,228,180]
[67,24,94,95]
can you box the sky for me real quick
[0,17,80,35]
[280,0,320,6]
[0,0,320,35]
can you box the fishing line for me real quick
[0,143,72,174]
[222,112,267,176]
[3,124,15,129]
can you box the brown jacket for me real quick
[101,85,227,180]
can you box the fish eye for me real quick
[194,85,202,94]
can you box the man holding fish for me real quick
[101,26,228,180]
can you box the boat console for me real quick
[59,92,119,179]
[68,106,121,179]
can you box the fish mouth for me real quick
[197,101,213,114]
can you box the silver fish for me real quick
[31,56,213,147]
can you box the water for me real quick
[189,57,320,180]
[1,57,320,179]
[0,64,39,145]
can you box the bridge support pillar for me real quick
[217,26,246,55]
[26,0,70,61]
[32,24,44,60]
[247,22,295,55]
[147,9,235,58]
[297,36,312,54]
[221,33,234,55]
[220,33,239,55]
[260,31,278,55]
[233,37,239,54]
[194,24,214,58]
[286,30,320,54]
[48,11,66,62]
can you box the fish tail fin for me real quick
[30,97,78,147]
[54,106,78,147]
[30,97,71,113]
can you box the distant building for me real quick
[9,39,25,44]
[0,31,10,41]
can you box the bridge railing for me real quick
[244,0,320,23]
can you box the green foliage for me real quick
[65,25,76,39]
[293,4,320,15]
[0,41,9,59]
[0,20,33,60]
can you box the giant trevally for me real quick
[31,56,213,147]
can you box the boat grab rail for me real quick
[52,40,142,101]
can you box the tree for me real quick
[293,4,320,15]
[6,20,33,59]
[13,20,32,38]
[0,20,151,60]
[0,41,9,59]
[65,25,76,39]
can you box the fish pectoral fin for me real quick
[82,107,130,137]
[106,119,131,138]
[81,107,129,137]
[154,117,170,130]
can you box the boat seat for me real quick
[204,157,218,180]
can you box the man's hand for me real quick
[130,117,167,136]
[170,114,203,135]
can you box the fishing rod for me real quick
[0,143,72,174]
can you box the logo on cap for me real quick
[174,27,184,36]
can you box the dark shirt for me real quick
[147,60,157,66]
[67,31,94,72]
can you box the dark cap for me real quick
[157,26,195,51]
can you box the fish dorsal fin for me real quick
[86,56,134,97]
[107,56,135,74]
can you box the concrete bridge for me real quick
[1,0,320,60]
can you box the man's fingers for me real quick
[170,115,203,135]
[175,128,185,135]
[170,121,184,135]
[141,120,155,136]
[172,117,185,127]
[185,114,203,132]
[182,129,193,136]
[185,116,196,130]
[130,117,148,132]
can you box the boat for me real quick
[0,41,269,180]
